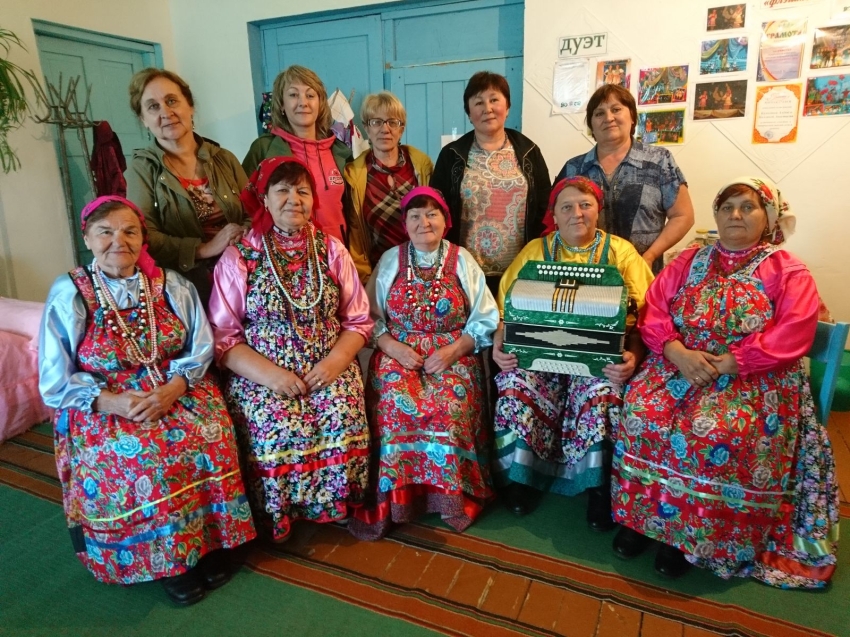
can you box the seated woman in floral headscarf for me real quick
[611,176,840,589]
[349,186,498,540]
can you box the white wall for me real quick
[0,0,177,300]
[523,0,850,322]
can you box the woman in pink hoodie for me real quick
[243,65,352,244]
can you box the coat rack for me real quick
[31,74,98,266]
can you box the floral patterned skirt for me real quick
[493,369,623,496]
[613,353,840,588]
[54,376,256,585]
[349,348,493,541]
[225,362,370,541]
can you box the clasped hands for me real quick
[378,334,459,375]
[97,376,187,422]
[275,353,348,398]
[663,340,738,388]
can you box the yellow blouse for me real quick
[497,231,655,328]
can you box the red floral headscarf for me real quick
[80,196,160,278]
[547,176,604,214]
[240,156,319,234]
[712,176,795,245]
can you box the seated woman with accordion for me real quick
[491,176,654,529]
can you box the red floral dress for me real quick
[54,268,255,585]
[350,242,493,540]
[613,244,839,589]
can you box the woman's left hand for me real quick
[602,350,637,385]
[709,352,739,376]
[423,344,459,375]
[303,353,350,393]
[126,376,187,422]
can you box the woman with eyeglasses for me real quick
[344,91,433,282]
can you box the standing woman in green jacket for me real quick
[242,65,352,245]
[125,68,247,305]
[344,91,433,283]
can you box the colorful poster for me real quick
[595,59,631,89]
[757,20,806,81]
[752,83,801,143]
[803,74,850,116]
[811,25,850,69]
[700,38,749,74]
[694,79,748,119]
[707,4,747,31]
[636,109,685,145]
[552,59,590,114]
[637,66,689,105]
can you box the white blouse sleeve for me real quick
[456,247,499,352]
[38,275,104,415]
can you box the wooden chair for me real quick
[808,321,850,425]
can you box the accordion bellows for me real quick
[503,261,628,378]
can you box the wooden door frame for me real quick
[32,20,162,67]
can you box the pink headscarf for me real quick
[80,196,160,278]
[240,156,319,235]
[399,186,453,237]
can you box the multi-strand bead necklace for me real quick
[405,240,446,310]
[262,224,325,342]
[91,264,165,387]
[553,229,602,263]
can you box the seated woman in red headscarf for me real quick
[39,196,256,607]
[612,176,839,588]
[209,157,373,545]
[491,177,654,528]
[349,186,499,540]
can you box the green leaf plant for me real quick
[0,27,41,173]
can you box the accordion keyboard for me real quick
[529,359,592,376]
[509,280,623,318]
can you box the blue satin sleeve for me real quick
[38,275,104,415]
[455,247,499,352]
[365,246,401,346]
[162,269,214,385]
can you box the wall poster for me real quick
[707,4,747,31]
[752,83,801,143]
[636,109,686,144]
[694,79,748,118]
[595,59,631,88]
[637,66,689,105]
[701,37,749,74]
[811,25,850,68]
[803,74,850,116]
[757,20,807,81]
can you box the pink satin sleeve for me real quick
[208,245,249,364]
[326,236,374,341]
[730,251,818,378]
[638,248,697,354]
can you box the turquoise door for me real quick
[262,15,384,131]
[35,30,155,265]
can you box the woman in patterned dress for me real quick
[491,177,654,527]
[349,186,499,540]
[430,71,551,298]
[209,157,373,545]
[612,177,840,588]
[39,196,256,606]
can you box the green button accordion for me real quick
[502,260,628,378]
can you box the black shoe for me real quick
[654,544,691,578]
[585,486,616,532]
[160,568,206,606]
[198,549,233,591]
[612,526,653,559]
[501,482,536,516]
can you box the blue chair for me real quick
[808,321,850,425]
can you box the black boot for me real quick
[160,568,206,606]
[612,526,653,559]
[585,485,616,532]
[501,482,537,516]
[654,544,691,578]
[198,549,233,590]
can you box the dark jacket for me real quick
[429,128,551,246]
[90,121,127,197]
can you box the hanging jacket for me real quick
[90,121,127,197]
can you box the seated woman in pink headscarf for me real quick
[349,186,499,540]
[39,196,255,607]
[612,176,840,588]
[209,157,373,545]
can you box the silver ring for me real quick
[695,376,701,382]
[316,380,323,386]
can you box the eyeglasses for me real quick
[366,118,403,129]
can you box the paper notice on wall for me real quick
[756,20,806,81]
[761,0,816,9]
[552,59,590,114]
[752,83,801,143]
